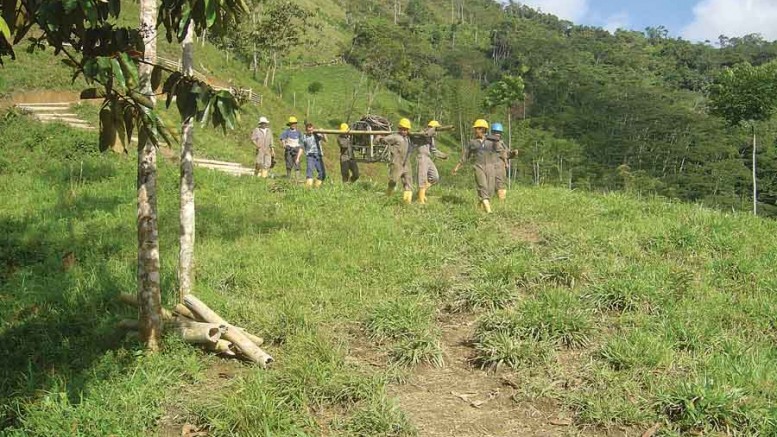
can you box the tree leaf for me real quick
[111,57,126,91]
[80,87,107,99]
[205,0,217,27]
[99,101,115,152]
[118,52,139,89]
[0,16,10,41]
[123,105,135,146]
[112,99,127,153]
[130,90,155,109]
[151,65,163,91]
[216,96,235,130]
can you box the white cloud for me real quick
[602,12,630,33]
[682,0,777,42]
[518,0,589,22]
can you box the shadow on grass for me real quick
[0,193,133,429]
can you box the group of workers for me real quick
[250,116,517,213]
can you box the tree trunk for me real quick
[179,21,196,304]
[270,52,278,87]
[752,123,757,216]
[507,108,512,188]
[137,0,163,352]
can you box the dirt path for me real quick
[389,314,586,437]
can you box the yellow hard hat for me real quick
[288,116,298,124]
[472,119,489,129]
[427,120,441,128]
[339,123,350,132]
[398,118,412,130]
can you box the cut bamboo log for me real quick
[313,125,453,136]
[206,339,237,356]
[238,328,264,347]
[169,321,225,345]
[117,293,174,320]
[183,295,273,367]
[173,303,199,320]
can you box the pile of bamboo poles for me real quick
[117,294,273,367]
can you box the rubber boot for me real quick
[482,199,493,214]
[261,169,269,178]
[418,187,427,204]
[402,190,413,204]
[295,170,301,182]
[314,179,323,188]
[305,178,314,188]
[254,164,261,177]
[286,169,291,178]
[386,184,395,196]
[497,189,506,202]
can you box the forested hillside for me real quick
[210,0,777,215]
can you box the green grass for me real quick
[3,109,777,436]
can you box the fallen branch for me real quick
[183,295,273,367]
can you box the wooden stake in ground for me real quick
[183,295,273,367]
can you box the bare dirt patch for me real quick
[388,314,632,437]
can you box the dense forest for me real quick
[212,0,777,216]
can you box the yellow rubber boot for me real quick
[497,189,506,202]
[482,199,493,214]
[261,169,269,178]
[418,187,427,205]
[305,178,314,188]
[314,179,323,188]
[402,190,413,204]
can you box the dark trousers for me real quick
[340,156,359,183]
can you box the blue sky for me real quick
[515,0,777,42]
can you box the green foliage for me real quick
[708,61,777,126]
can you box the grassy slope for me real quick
[2,113,777,436]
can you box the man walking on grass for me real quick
[379,118,414,204]
[301,122,327,187]
[281,116,303,180]
[251,116,274,178]
[337,123,360,183]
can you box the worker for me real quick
[301,122,327,187]
[251,116,274,178]
[337,123,359,183]
[416,120,444,204]
[280,116,303,180]
[379,118,414,204]
[452,119,504,213]
[489,122,509,201]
